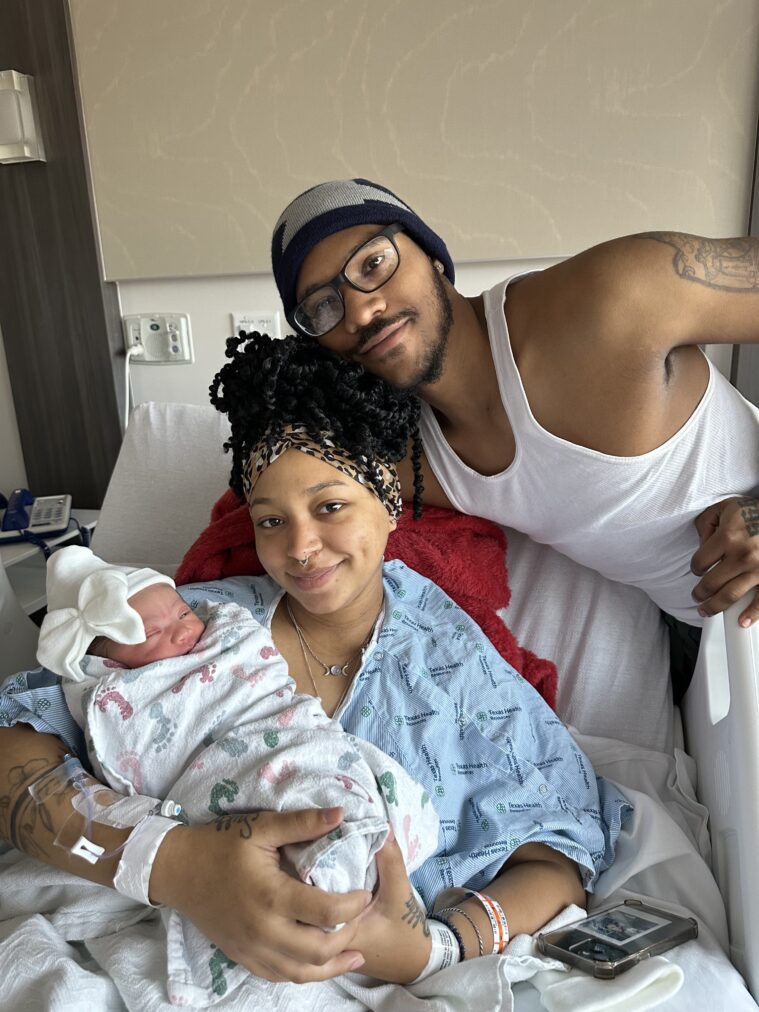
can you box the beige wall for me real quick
[69,0,759,281]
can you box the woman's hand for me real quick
[151,806,371,983]
[350,833,432,984]
[692,496,759,626]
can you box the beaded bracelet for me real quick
[435,905,484,957]
[462,889,510,954]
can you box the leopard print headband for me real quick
[242,426,403,520]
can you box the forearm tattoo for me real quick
[738,497,759,537]
[1,756,62,857]
[401,891,430,935]
[636,233,759,292]
[213,813,261,839]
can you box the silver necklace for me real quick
[293,630,355,715]
[285,598,372,677]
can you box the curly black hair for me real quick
[209,331,424,517]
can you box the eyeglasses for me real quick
[290,222,404,338]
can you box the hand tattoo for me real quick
[401,891,430,935]
[636,233,759,292]
[738,497,759,537]
[213,813,261,839]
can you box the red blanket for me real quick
[176,491,557,707]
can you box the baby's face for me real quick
[103,584,205,668]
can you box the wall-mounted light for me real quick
[0,70,46,164]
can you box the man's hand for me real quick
[692,496,759,627]
[350,833,432,983]
[151,806,371,983]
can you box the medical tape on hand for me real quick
[28,754,184,881]
[411,919,462,982]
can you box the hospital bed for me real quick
[1,399,757,1010]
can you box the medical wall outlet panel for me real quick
[230,311,281,340]
[122,313,194,364]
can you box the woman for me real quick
[0,333,629,993]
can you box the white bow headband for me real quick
[37,546,175,682]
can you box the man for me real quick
[271,178,759,631]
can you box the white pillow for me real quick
[91,402,230,576]
[503,527,673,753]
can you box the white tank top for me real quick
[420,274,759,624]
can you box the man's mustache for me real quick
[354,309,417,354]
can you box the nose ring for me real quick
[299,555,309,568]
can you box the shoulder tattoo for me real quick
[635,232,759,292]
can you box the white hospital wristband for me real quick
[411,919,462,982]
[112,814,181,907]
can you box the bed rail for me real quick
[682,593,759,998]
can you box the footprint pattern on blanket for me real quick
[218,626,242,653]
[117,750,144,793]
[403,813,421,864]
[95,689,134,721]
[201,709,228,748]
[199,663,216,684]
[149,701,177,752]
[337,750,361,771]
[335,774,374,804]
[258,760,297,785]
[171,662,217,694]
[377,771,398,806]
[230,665,267,687]
[208,944,237,997]
[208,778,240,816]
[215,735,248,758]
[171,671,193,695]
[277,706,296,728]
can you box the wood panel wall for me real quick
[0,0,123,508]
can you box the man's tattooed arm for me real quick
[635,232,759,292]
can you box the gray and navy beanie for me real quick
[271,178,455,319]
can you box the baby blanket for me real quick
[73,600,439,1007]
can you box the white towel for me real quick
[530,956,683,1011]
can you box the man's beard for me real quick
[352,261,454,391]
[405,263,454,392]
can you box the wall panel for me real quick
[69,0,759,281]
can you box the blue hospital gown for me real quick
[1,560,630,906]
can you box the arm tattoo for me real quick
[636,232,759,292]
[1,756,64,856]
[738,496,759,537]
[213,813,261,839]
[401,891,430,935]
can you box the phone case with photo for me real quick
[536,900,698,979]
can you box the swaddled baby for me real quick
[37,546,439,1007]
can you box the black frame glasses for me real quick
[289,222,405,338]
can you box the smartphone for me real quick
[536,900,698,978]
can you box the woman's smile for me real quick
[290,561,341,591]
